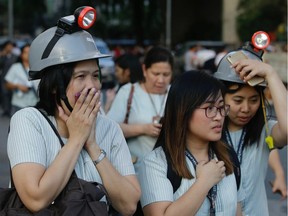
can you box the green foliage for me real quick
[236,0,287,42]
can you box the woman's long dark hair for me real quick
[17,43,30,63]
[35,62,76,116]
[221,81,266,147]
[155,70,233,179]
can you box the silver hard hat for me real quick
[214,49,266,86]
[29,27,110,80]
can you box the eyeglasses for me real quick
[197,104,230,119]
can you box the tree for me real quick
[0,0,46,36]
[236,0,287,42]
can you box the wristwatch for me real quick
[93,149,106,165]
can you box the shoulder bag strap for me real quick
[124,84,135,124]
[37,109,64,147]
[10,109,64,188]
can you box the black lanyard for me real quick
[185,147,217,216]
[224,129,246,164]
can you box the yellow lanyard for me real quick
[261,92,274,150]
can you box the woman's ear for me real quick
[142,64,147,78]
[124,68,131,77]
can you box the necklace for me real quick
[143,83,167,123]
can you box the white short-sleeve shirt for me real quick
[107,82,169,173]
[229,120,276,216]
[7,107,135,183]
[4,63,39,108]
[138,147,243,216]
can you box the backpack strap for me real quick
[165,151,182,193]
[124,84,134,124]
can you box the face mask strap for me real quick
[56,71,73,112]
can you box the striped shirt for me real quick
[138,146,243,216]
[7,107,135,183]
[229,120,276,216]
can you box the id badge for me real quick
[152,115,161,124]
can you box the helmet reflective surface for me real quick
[214,49,266,86]
[29,27,110,80]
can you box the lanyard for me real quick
[143,83,167,119]
[185,147,217,216]
[261,91,274,150]
[224,129,246,164]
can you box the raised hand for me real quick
[58,88,100,146]
[232,59,274,82]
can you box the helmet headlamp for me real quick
[75,6,96,29]
[214,31,271,86]
[57,6,96,33]
[241,31,271,59]
[42,6,97,60]
[251,31,270,50]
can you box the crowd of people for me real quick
[1,8,287,216]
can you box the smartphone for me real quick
[226,51,265,86]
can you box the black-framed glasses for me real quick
[198,104,230,118]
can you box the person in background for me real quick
[268,149,287,198]
[264,85,287,198]
[107,46,173,173]
[7,9,140,215]
[183,44,200,71]
[203,45,229,75]
[214,47,287,215]
[5,43,39,116]
[0,40,18,117]
[139,71,243,216]
[104,53,143,113]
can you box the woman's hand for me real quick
[58,88,100,146]
[144,122,162,137]
[232,59,275,82]
[17,84,31,93]
[270,179,287,199]
[196,160,226,188]
[84,90,101,150]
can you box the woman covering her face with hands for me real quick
[7,15,140,216]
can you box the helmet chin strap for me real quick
[55,59,102,113]
[61,94,73,113]
[56,71,73,112]
[96,59,102,82]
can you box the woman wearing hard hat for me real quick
[6,6,140,215]
[214,31,287,216]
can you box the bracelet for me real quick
[93,149,106,165]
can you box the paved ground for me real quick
[0,111,287,215]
